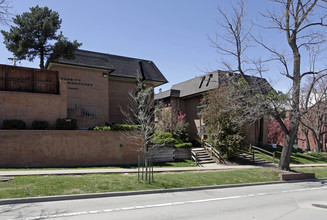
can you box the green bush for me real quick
[153,137,177,145]
[154,132,173,139]
[152,132,179,145]
[93,126,111,131]
[32,120,49,130]
[175,142,193,148]
[3,119,26,130]
[111,124,141,131]
[56,118,77,130]
[173,121,189,142]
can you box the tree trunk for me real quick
[316,137,322,152]
[305,130,311,151]
[40,49,45,69]
[279,133,295,170]
[279,46,301,170]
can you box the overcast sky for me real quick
[1,0,326,93]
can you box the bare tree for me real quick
[0,0,12,25]
[209,0,253,77]
[300,74,327,152]
[210,0,327,170]
[121,73,158,182]
[257,0,327,170]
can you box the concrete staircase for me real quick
[191,148,216,166]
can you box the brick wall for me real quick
[0,130,143,167]
[0,82,67,129]
[49,65,110,128]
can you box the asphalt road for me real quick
[1,180,327,220]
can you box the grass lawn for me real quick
[0,168,280,199]
[293,167,327,179]
[254,151,327,165]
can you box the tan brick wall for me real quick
[0,130,143,167]
[244,118,268,145]
[0,83,67,129]
[49,65,110,128]
[108,79,137,124]
[180,96,202,140]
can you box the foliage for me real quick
[152,132,177,144]
[32,120,49,130]
[151,132,192,148]
[2,119,26,130]
[93,126,111,131]
[153,132,173,140]
[202,80,250,159]
[93,124,142,131]
[156,105,189,142]
[111,124,141,131]
[175,142,193,148]
[173,119,189,143]
[1,5,81,69]
[56,118,77,130]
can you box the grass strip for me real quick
[0,168,279,199]
[293,167,327,179]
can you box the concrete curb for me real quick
[1,178,326,206]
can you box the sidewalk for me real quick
[0,164,259,177]
[0,163,326,177]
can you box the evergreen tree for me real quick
[1,5,81,69]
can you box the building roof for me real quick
[47,49,168,85]
[155,70,273,100]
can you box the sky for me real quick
[0,0,325,93]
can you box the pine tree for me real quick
[1,5,81,69]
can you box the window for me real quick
[68,97,80,109]
[81,105,104,117]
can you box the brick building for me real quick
[155,70,271,144]
[0,49,167,129]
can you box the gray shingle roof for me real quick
[47,49,168,84]
[155,70,273,100]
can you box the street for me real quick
[1,180,327,220]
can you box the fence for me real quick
[0,64,59,94]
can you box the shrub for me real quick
[175,142,193,148]
[56,118,77,130]
[32,120,49,130]
[3,119,26,130]
[152,132,179,145]
[173,120,189,142]
[93,126,111,131]
[111,124,141,131]
[154,132,173,140]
